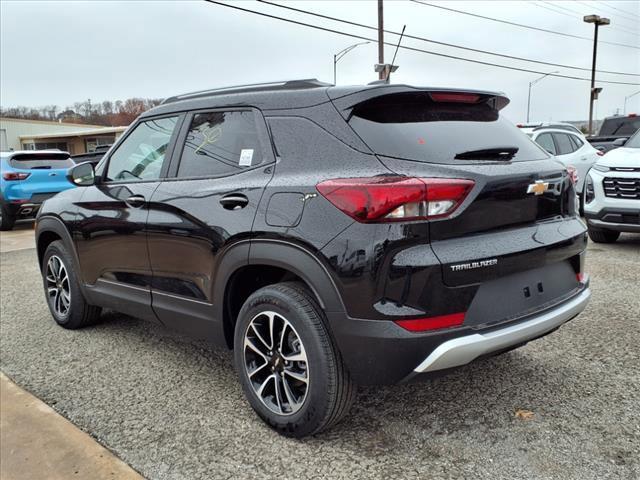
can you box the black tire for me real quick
[587,226,620,243]
[0,202,16,231]
[234,282,355,438]
[42,240,102,329]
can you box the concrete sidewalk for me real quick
[0,372,144,480]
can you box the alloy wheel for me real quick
[46,255,71,317]
[243,311,309,415]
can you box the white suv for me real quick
[520,125,603,202]
[583,129,640,243]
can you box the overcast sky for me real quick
[1,0,639,122]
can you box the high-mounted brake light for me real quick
[316,177,475,223]
[566,166,578,186]
[395,312,466,332]
[2,172,30,181]
[430,92,481,104]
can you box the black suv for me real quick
[36,80,591,437]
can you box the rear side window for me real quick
[9,153,73,170]
[535,133,556,155]
[177,111,263,178]
[569,134,583,149]
[347,92,548,163]
[553,133,576,155]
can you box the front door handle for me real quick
[220,194,249,210]
[125,195,146,208]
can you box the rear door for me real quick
[146,108,275,338]
[74,115,182,321]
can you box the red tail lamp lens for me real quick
[2,172,30,181]
[316,176,474,223]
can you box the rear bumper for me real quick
[413,287,591,373]
[329,285,590,385]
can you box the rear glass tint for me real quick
[348,93,547,163]
[599,117,640,136]
[10,153,74,170]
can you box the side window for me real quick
[177,111,263,178]
[553,133,575,155]
[569,134,584,149]
[105,116,178,182]
[536,133,556,155]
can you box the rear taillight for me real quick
[566,166,578,186]
[2,172,30,181]
[316,176,475,223]
[596,150,604,156]
[395,312,466,332]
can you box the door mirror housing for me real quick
[68,162,95,186]
[612,137,628,147]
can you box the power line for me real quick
[535,1,639,37]
[569,0,640,31]
[410,0,640,50]
[203,1,640,86]
[258,0,639,77]
[579,0,640,21]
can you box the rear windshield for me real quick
[599,116,640,136]
[348,92,548,163]
[9,152,74,170]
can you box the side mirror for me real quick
[67,162,95,186]
[612,137,628,147]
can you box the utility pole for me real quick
[584,14,610,135]
[378,0,384,80]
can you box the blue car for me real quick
[1,150,75,230]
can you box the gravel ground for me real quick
[1,236,639,480]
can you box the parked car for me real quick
[71,144,112,166]
[35,80,591,437]
[586,113,640,153]
[584,129,640,242]
[519,125,602,207]
[517,121,582,135]
[1,150,75,230]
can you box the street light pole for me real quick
[584,14,610,135]
[623,90,640,114]
[333,42,370,85]
[526,71,558,123]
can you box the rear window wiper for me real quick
[454,147,518,161]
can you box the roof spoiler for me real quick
[328,85,510,114]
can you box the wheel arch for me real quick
[36,216,79,274]
[215,240,345,349]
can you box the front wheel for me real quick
[587,226,620,243]
[234,282,355,437]
[42,240,102,329]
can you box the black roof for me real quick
[142,79,509,118]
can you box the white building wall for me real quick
[0,117,100,151]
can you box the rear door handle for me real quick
[220,194,249,210]
[125,195,146,208]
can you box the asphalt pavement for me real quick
[0,234,638,480]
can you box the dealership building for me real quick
[0,117,127,154]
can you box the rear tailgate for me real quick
[335,88,586,321]
[7,152,75,199]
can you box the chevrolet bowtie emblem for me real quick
[527,180,549,195]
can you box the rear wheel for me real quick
[42,240,102,329]
[587,226,620,243]
[234,282,355,437]
[0,203,16,231]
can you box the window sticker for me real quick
[239,149,254,166]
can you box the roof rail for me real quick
[161,79,332,104]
